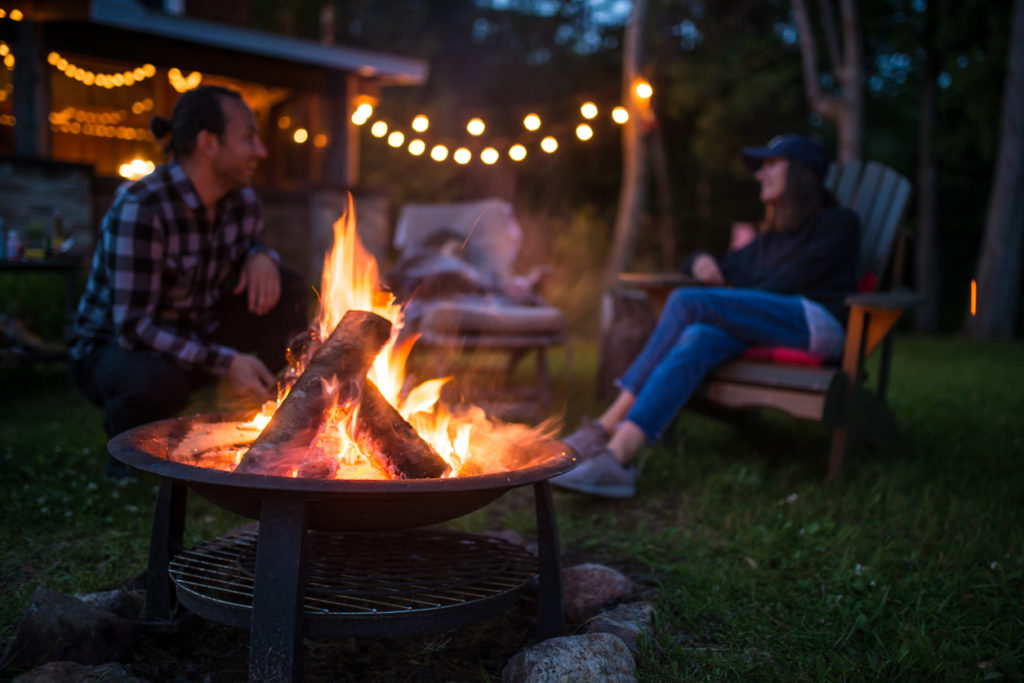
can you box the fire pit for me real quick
[109,412,575,682]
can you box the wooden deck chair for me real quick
[391,199,567,420]
[616,161,921,480]
[690,161,920,479]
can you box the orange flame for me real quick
[268,196,473,478]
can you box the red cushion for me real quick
[859,272,878,294]
[741,346,827,366]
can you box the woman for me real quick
[554,134,859,498]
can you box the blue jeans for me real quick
[617,287,844,442]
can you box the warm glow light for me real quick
[370,121,388,137]
[353,102,373,120]
[9,8,23,20]
[540,136,558,153]
[612,106,629,124]
[411,115,429,132]
[430,144,449,161]
[387,131,405,147]
[313,133,328,148]
[508,144,527,161]
[480,147,499,164]
[408,139,426,155]
[576,123,594,141]
[580,102,598,119]
[971,279,977,316]
[523,114,541,131]
[277,115,291,129]
[118,158,155,180]
[293,128,308,144]
[453,147,472,164]
[466,118,485,136]
[635,80,653,99]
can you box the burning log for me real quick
[354,380,451,479]
[234,310,392,477]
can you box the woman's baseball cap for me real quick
[742,134,829,179]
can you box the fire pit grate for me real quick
[168,525,538,637]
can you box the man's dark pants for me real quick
[72,269,308,439]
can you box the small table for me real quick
[0,256,81,362]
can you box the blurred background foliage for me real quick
[249,0,1015,335]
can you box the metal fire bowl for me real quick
[108,412,577,532]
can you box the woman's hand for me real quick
[233,251,280,315]
[692,253,726,285]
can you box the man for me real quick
[70,86,307,476]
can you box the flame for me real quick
[257,196,480,478]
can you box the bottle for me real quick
[51,209,66,255]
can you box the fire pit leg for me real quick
[533,480,564,640]
[144,479,187,622]
[249,497,309,683]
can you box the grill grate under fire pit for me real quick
[168,526,538,637]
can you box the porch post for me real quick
[12,20,50,158]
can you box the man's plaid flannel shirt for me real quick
[70,161,271,376]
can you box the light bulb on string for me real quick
[431,145,449,161]
[612,106,629,124]
[509,144,527,161]
[467,118,485,136]
[453,147,472,165]
[412,115,429,132]
[480,147,499,165]
[370,121,388,138]
[293,128,308,144]
[580,102,598,119]
[540,136,558,153]
[408,139,426,156]
[576,123,593,141]
[523,114,541,131]
[387,131,405,147]
[635,80,653,99]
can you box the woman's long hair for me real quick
[762,160,837,233]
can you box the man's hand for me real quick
[227,352,276,402]
[233,251,280,315]
[692,253,726,286]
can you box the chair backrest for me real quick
[393,199,522,286]
[825,160,912,285]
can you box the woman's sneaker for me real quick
[561,419,610,460]
[550,449,636,498]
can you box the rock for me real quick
[502,633,635,682]
[72,589,144,621]
[562,563,634,623]
[1,586,136,670]
[482,529,533,551]
[583,601,656,651]
[12,661,148,682]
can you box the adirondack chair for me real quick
[390,199,567,420]
[617,160,921,480]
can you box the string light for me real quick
[168,67,201,92]
[612,106,629,124]
[523,114,541,131]
[453,147,472,165]
[118,159,155,180]
[370,121,388,137]
[408,139,426,156]
[411,115,429,132]
[0,42,12,70]
[580,102,598,119]
[293,128,308,144]
[466,118,485,136]
[1,8,24,21]
[313,133,328,148]
[576,123,593,141]
[352,103,373,125]
[277,115,291,129]
[635,80,653,99]
[387,131,404,147]
[46,52,157,88]
[430,144,448,162]
[540,136,558,153]
[480,147,499,165]
[508,144,527,161]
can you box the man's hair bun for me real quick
[150,115,172,139]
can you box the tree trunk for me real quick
[605,0,648,286]
[965,0,1024,338]
[791,0,863,162]
[914,3,941,332]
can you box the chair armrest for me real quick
[616,272,702,315]
[844,290,925,310]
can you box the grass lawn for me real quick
[1,334,1022,681]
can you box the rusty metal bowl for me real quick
[108,412,576,532]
